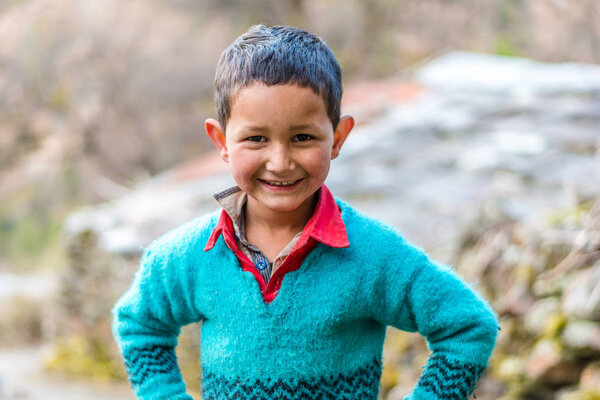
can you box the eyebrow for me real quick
[289,124,316,131]
[242,126,269,133]
[242,124,316,133]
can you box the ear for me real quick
[331,115,354,160]
[205,118,229,162]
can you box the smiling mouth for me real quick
[260,178,303,187]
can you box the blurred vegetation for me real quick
[0,182,69,270]
[44,334,127,381]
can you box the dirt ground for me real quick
[0,346,134,400]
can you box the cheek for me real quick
[303,148,331,177]
[229,151,260,181]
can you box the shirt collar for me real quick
[204,184,349,251]
[213,186,246,225]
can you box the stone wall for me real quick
[455,196,600,399]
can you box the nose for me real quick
[266,143,294,173]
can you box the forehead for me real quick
[228,83,329,130]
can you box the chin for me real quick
[264,200,305,213]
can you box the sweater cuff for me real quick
[124,345,193,400]
[406,353,486,400]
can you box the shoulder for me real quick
[336,198,428,262]
[142,209,220,262]
[336,198,409,245]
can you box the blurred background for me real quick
[1,0,599,399]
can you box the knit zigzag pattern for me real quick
[201,358,382,400]
[125,345,180,387]
[417,353,485,400]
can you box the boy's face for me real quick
[206,83,353,217]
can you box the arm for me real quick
[380,248,499,400]
[112,246,203,400]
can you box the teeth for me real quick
[264,179,299,186]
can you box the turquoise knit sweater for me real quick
[112,200,499,400]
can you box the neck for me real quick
[245,194,317,235]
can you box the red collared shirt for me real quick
[205,184,349,303]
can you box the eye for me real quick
[293,134,313,142]
[246,135,266,143]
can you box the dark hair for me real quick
[214,25,342,132]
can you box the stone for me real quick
[526,339,585,385]
[555,386,580,400]
[416,51,600,96]
[386,384,415,400]
[562,320,600,354]
[556,388,600,400]
[562,266,600,321]
[580,362,600,390]
[532,277,565,298]
[498,281,537,317]
[496,355,526,382]
[524,297,562,336]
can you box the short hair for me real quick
[214,25,342,132]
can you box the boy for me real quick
[112,25,499,400]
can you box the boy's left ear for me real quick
[331,115,354,160]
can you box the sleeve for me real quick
[112,245,204,400]
[380,247,499,400]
